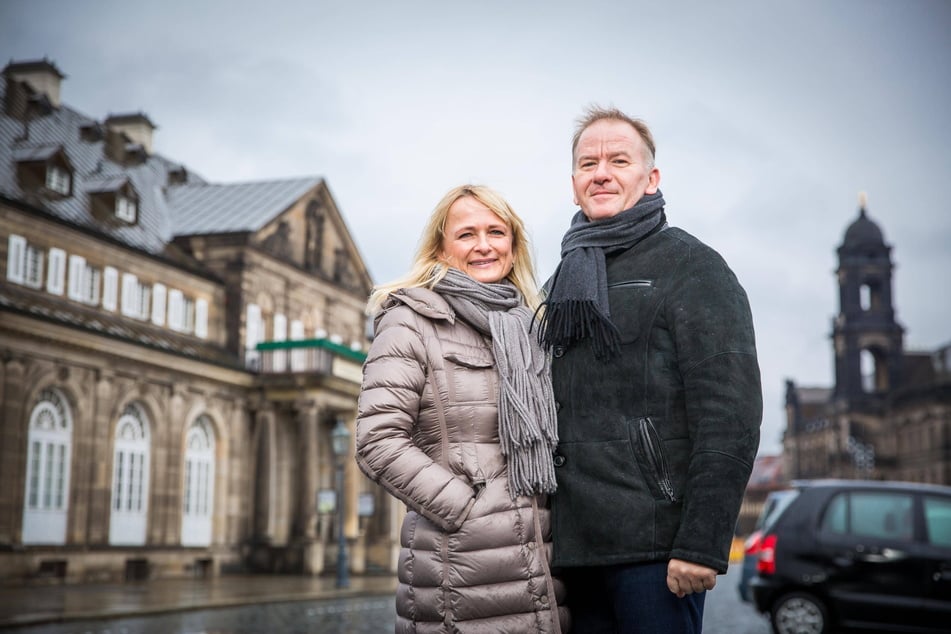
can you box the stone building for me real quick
[0,59,401,583]
[783,199,951,485]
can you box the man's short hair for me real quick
[571,105,656,168]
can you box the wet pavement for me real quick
[0,565,771,633]
[0,574,397,629]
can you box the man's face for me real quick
[571,119,661,221]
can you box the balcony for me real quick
[250,338,367,384]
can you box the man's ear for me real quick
[645,167,661,194]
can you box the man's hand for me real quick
[666,558,717,598]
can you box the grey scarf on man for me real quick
[433,267,558,498]
[537,190,667,359]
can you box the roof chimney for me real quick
[2,58,66,107]
[105,112,157,154]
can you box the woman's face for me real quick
[439,196,514,284]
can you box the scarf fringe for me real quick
[537,299,622,360]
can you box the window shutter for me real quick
[195,299,208,339]
[167,289,184,331]
[67,255,86,301]
[121,273,138,316]
[47,248,66,295]
[102,267,118,310]
[246,303,262,350]
[273,313,287,342]
[7,234,25,283]
[152,283,167,326]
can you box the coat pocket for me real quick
[606,279,655,344]
[627,417,677,502]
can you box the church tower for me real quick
[831,194,904,412]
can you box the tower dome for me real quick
[841,194,886,251]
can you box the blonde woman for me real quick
[356,185,569,633]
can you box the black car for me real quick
[738,488,799,602]
[750,479,951,633]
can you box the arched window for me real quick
[109,403,151,545]
[181,415,215,546]
[22,388,73,544]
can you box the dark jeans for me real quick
[563,562,705,633]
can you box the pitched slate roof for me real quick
[167,176,322,235]
[0,76,195,254]
[0,75,327,254]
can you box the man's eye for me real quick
[612,159,629,166]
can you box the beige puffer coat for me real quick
[356,287,569,634]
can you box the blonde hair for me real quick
[366,184,541,315]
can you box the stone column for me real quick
[295,399,323,574]
[83,368,115,545]
[0,355,26,543]
[248,405,276,570]
[341,412,364,573]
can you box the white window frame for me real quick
[272,313,287,371]
[47,248,66,295]
[168,289,184,332]
[245,303,262,369]
[290,319,306,371]
[22,388,73,545]
[7,234,43,288]
[7,234,26,283]
[109,403,151,546]
[181,416,215,547]
[115,195,137,223]
[45,165,71,195]
[152,283,167,326]
[67,255,101,305]
[102,266,118,311]
[194,299,208,339]
[121,273,151,320]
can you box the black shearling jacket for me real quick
[550,226,762,573]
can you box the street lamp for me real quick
[331,418,351,589]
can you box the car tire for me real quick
[770,591,828,634]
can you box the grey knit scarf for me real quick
[433,268,558,498]
[537,190,667,359]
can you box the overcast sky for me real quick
[4,0,950,455]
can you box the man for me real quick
[539,106,762,632]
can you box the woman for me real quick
[355,185,569,633]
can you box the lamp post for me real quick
[331,418,351,589]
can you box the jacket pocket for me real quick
[606,279,655,344]
[628,417,677,502]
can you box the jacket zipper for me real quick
[638,418,676,502]
[607,280,653,289]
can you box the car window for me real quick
[923,495,951,548]
[820,491,914,542]
[759,489,798,531]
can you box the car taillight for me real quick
[744,531,762,556]
[757,533,777,575]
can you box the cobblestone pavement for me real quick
[1,565,771,634]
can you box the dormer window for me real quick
[116,194,137,223]
[46,165,71,195]
[87,176,139,225]
[13,145,73,197]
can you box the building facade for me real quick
[783,201,951,485]
[0,59,401,584]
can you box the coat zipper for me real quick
[638,418,676,502]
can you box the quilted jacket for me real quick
[356,287,568,634]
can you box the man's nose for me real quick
[593,159,612,181]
